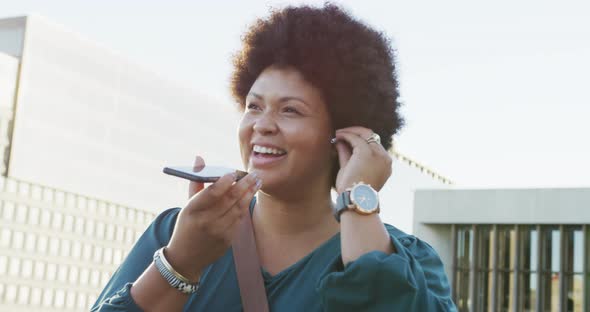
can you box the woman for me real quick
[92,4,456,311]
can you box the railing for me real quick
[390,148,454,185]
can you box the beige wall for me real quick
[0,52,18,176]
[0,176,155,311]
[6,15,242,213]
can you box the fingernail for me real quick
[255,179,262,189]
[250,172,258,180]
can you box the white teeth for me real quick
[253,145,286,155]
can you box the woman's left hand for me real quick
[334,127,393,194]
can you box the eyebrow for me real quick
[247,92,311,108]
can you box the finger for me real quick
[336,126,373,137]
[334,131,371,151]
[227,188,260,243]
[234,179,260,215]
[213,173,259,219]
[188,156,205,198]
[335,141,352,168]
[337,128,376,149]
[195,172,236,207]
[338,128,386,153]
[218,184,259,238]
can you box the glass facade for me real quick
[475,226,493,311]
[518,226,538,311]
[539,226,560,311]
[453,224,589,312]
[497,225,516,311]
[564,226,584,311]
[455,225,473,311]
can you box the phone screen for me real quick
[163,166,247,183]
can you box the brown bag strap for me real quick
[232,210,269,312]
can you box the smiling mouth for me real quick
[252,145,287,157]
[253,152,287,158]
[250,145,287,166]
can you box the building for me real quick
[0,15,450,311]
[414,188,590,311]
[0,15,241,213]
[0,14,238,312]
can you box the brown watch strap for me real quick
[232,209,269,312]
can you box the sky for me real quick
[1,0,589,188]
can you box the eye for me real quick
[246,103,261,111]
[283,106,300,114]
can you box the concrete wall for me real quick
[0,52,18,111]
[413,187,590,294]
[0,52,19,176]
[414,188,590,224]
[378,152,451,234]
[0,17,25,57]
[6,16,242,213]
[412,223,454,287]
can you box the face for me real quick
[238,66,335,194]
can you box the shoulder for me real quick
[382,223,441,260]
[383,223,409,239]
[383,223,415,245]
[383,223,453,299]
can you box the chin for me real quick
[252,170,282,186]
[253,170,294,195]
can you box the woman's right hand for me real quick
[164,156,261,281]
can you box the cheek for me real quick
[286,124,332,158]
[238,117,253,154]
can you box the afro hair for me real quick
[231,3,403,151]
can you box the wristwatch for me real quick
[333,182,380,222]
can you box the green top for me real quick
[92,202,456,311]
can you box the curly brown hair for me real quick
[230,3,403,151]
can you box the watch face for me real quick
[350,184,378,213]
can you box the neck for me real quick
[252,184,340,241]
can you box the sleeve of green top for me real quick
[91,208,181,312]
[316,225,457,311]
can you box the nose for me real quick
[253,112,278,135]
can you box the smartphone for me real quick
[163,166,248,183]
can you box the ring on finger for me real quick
[365,133,381,145]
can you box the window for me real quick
[453,224,589,312]
[586,226,590,312]
[455,225,473,312]
[518,225,538,312]
[540,226,560,311]
[475,225,494,311]
[30,287,42,306]
[563,226,583,312]
[496,225,516,311]
[18,285,30,305]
